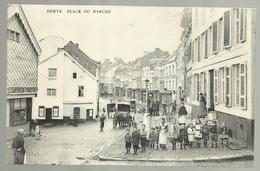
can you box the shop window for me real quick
[38,106,45,117]
[11,98,27,126]
[53,106,59,117]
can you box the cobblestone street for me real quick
[6,118,125,165]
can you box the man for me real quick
[12,129,25,164]
[100,113,106,132]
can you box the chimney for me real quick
[75,43,79,48]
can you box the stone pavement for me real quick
[5,118,125,165]
[98,135,253,162]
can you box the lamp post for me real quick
[145,78,149,112]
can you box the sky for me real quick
[22,5,184,63]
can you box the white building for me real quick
[32,37,100,121]
[190,8,255,148]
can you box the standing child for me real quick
[187,123,195,148]
[154,126,160,150]
[209,120,218,148]
[140,124,147,152]
[195,119,203,148]
[132,127,140,155]
[149,127,156,150]
[202,122,210,147]
[170,124,179,150]
[125,128,132,154]
[178,124,186,150]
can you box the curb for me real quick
[97,153,254,162]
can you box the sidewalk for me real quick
[98,136,253,162]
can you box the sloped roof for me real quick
[63,41,100,77]
[8,4,42,56]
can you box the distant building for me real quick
[32,37,100,121]
[6,5,42,139]
[190,8,255,148]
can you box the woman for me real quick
[159,118,168,150]
[198,93,207,118]
[178,102,188,116]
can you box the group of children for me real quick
[124,118,230,155]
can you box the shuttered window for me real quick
[205,30,208,58]
[218,18,223,51]
[214,70,218,104]
[240,62,247,109]
[198,36,201,62]
[235,9,240,44]
[240,9,246,42]
[224,10,231,47]
[226,67,232,106]
[213,21,218,53]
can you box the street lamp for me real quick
[145,78,149,112]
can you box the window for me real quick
[7,29,20,42]
[196,74,200,100]
[240,62,247,109]
[38,106,45,117]
[213,21,218,53]
[48,68,57,79]
[53,106,59,117]
[78,86,84,97]
[219,68,225,104]
[208,26,213,56]
[172,65,175,75]
[201,33,205,59]
[232,64,240,106]
[205,31,208,58]
[240,9,246,42]
[73,72,77,79]
[47,89,56,96]
[191,41,194,62]
[198,36,201,62]
[218,18,223,51]
[73,107,80,119]
[226,67,232,106]
[194,38,198,62]
[224,10,231,47]
[235,9,240,44]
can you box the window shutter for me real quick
[240,8,247,42]
[224,10,231,48]
[214,70,218,104]
[213,21,218,53]
[240,62,247,109]
[226,66,232,106]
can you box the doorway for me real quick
[86,109,94,120]
[46,108,52,121]
[209,70,215,111]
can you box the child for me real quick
[170,124,179,150]
[187,123,195,148]
[202,122,210,147]
[132,127,140,155]
[178,124,187,150]
[125,128,132,154]
[219,121,229,148]
[194,119,203,148]
[154,126,160,150]
[149,127,156,150]
[140,124,147,152]
[209,120,218,148]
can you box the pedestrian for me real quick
[219,121,229,147]
[30,119,36,137]
[152,102,156,116]
[170,124,179,150]
[113,109,118,129]
[209,120,218,148]
[178,102,188,116]
[125,128,132,154]
[156,100,160,116]
[198,93,207,118]
[172,91,177,103]
[162,103,167,116]
[140,124,147,152]
[159,118,168,150]
[180,90,185,103]
[202,122,210,147]
[154,126,160,150]
[149,127,156,150]
[12,129,26,164]
[178,124,187,150]
[171,100,177,116]
[195,119,203,148]
[187,123,196,148]
[132,127,140,155]
[99,113,105,132]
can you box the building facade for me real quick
[190,8,255,148]
[6,5,42,139]
[32,37,99,121]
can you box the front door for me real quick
[46,108,52,121]
[209,70,215,111]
